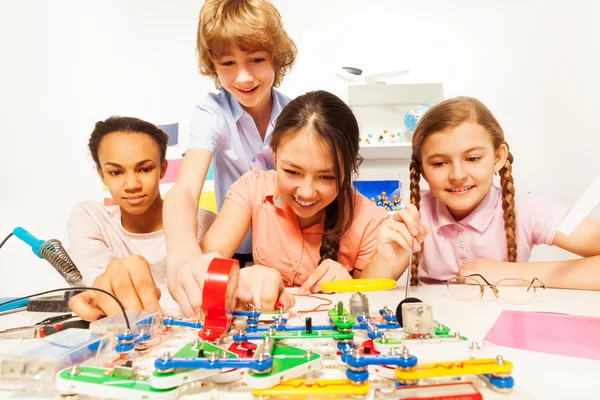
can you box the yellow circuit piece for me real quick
[395,358,513,380]
[321,278,396,292]
[250,379,371,397]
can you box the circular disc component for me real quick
[321,278,396,293]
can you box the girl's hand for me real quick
[299,259,353,294]
[69,254,161,321]
[240,265,295,311]
[377,204,429,259]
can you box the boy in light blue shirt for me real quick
[189,87,290,257]
[163,0,297,317]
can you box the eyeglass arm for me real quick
[463,273,494,286]
[526,277,546,292]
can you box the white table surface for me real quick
[1,284,599,399]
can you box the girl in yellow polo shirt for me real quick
[201,90,405,295]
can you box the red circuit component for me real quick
[227,341,258,357]
[199,258,240,342]
[395,381,483,400]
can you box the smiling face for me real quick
[214,45,275,114]
[420,122,507,220]
[274,129,339,228]
[96,132,166,216]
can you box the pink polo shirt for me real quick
[417,185,569,284]
[226,168,389,286]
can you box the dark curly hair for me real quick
[88,116,169,167]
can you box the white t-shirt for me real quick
[66,201,216,287]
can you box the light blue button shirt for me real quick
[188,88,291,254]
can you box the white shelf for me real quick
[359,142,412,160]
[348,83,445,106]
[347,82,444,162]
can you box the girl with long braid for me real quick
[200,90,406,297]
[387,96,600,290]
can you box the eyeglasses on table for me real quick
[441,274,546,304]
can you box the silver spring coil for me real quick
[39,239,83,287]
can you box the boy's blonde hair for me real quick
[409,97,517,285]
[197,0,297,88]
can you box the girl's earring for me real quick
[494,169,499,176]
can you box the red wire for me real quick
[292,293,333,317]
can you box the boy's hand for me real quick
[69,254,161,321]
[299,259,352,294]
[167,252,256,318]
[166,252,220,318]
[239,265,294,311]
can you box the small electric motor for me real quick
[401,302,435,335]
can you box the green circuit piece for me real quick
[263,329,354,341]
[248,343,321,379]
[434,321,451,335]
[328,307,355,330]
[58,366,177,396]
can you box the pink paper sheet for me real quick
[483,310,600,360]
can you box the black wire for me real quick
[0,232,13,250]
[0,287,131,330]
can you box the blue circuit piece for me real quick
[239,323,332,335]
[375,323,401,329]
[379,308,397,323]
[246,317,260,331]
[245,325,268,333]
[115,343,135,353]
[346,369,369,384]
[337,342,355,353]
[242,327,344,338]
[342,353,418,369]
[163,319,203,329]
[234,331,264,341]
[115,330,152,353]
[233,310,261,319]
[354,315,401,331]
[367,329,384,340]
[136,332,151,342]
[116,332,135,342]
[115,331,136,353]
[485,374,515,389]
[154,356,273,374]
